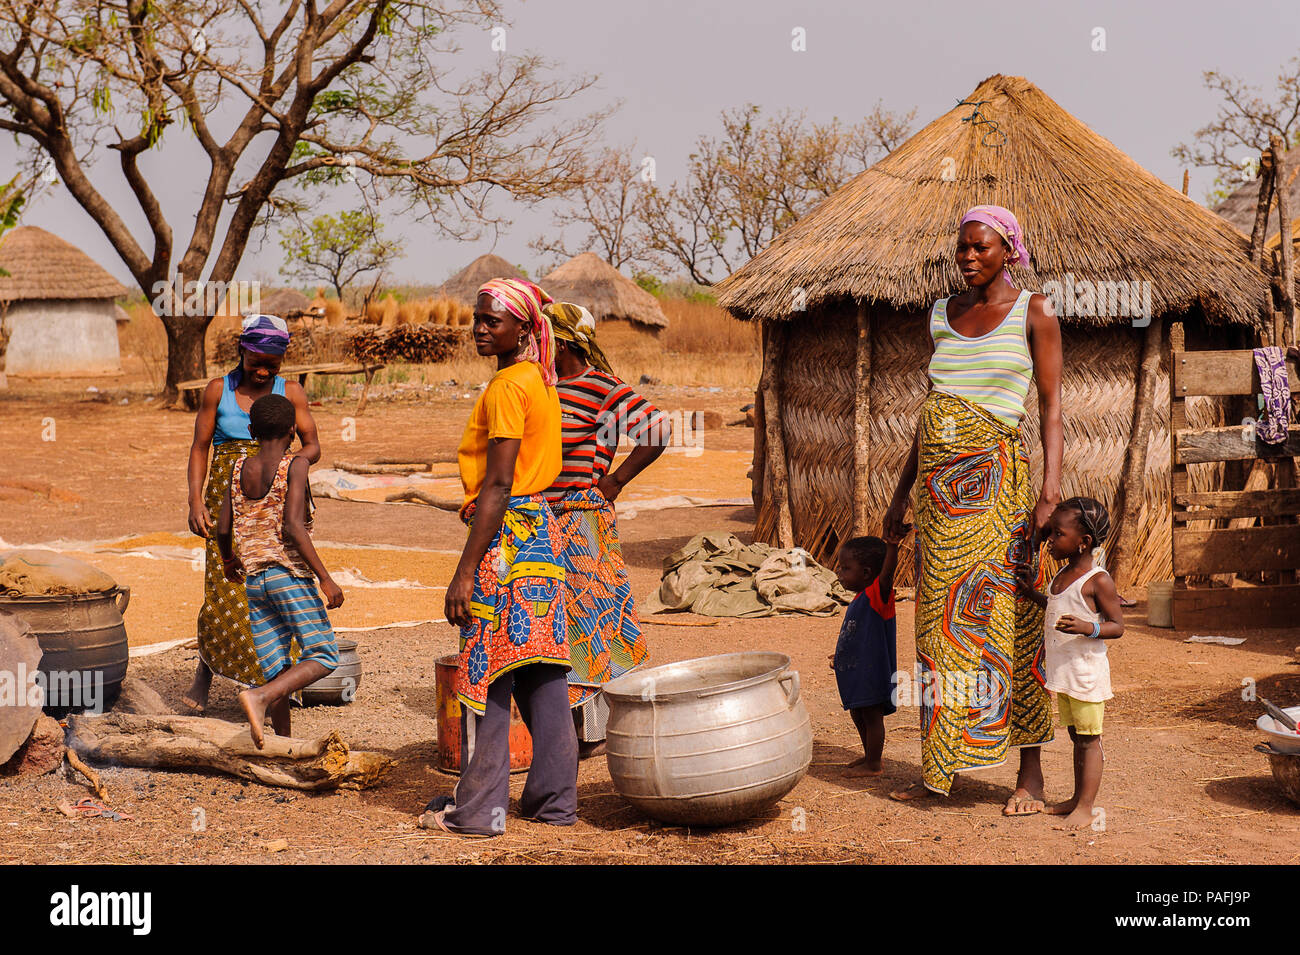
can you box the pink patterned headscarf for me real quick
[478,278,557,386]
[959,205,1031,280]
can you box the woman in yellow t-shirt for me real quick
[420,278,576,837]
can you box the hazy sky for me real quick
[7,0,1300,290]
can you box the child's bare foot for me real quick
[1044,799,1077,816]
[1002,789,1044,816]
[889,782,932,801]
[238,689,268,749]
[843,757,883,778]
[1052,807,1096,830]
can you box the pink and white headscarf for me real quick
[478,278,557,386]
[959,205,1031,278]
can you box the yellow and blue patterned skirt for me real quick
[913,392,1054,795]
[456,494,569,714]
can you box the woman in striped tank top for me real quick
[884,205,1064,811]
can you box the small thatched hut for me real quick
[540,253,669,347]
[251,288,312,319]
[716,74,1274,589]
[438,253,526,306]
[1216,145,1300,249]
[0,226,127,377]
[208,286,313,347]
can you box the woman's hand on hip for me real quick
[596,473,624,503]
[444,569,475,629]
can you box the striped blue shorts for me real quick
[246,565,339,681]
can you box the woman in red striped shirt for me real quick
[543,303,672,754]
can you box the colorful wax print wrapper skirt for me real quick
[456,494,569,714]
[549,487,649,707]
[913,391,1054,795]
[198,440,272,687]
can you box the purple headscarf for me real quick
[959,205,1031,280]
[239,313,290,355]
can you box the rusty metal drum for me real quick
[603,652,813,826]
[0,587,130,717]
[434,653,533,774]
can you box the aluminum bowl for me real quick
[1256,707,1300,755]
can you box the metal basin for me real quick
[603,652,812,826]
[1256,708,1300,754]
[300,639,362,705]
[1256,743,1300,807]
[0,587,129,716]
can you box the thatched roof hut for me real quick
[250,287,312,318]
[1215,146,1300,249]
[0,226,127,377]
[716,74,1274,588]
[438,253,526,306]
[540,253,669,335]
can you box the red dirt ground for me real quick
[2,377,1298,864]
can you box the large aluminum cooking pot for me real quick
[0,587,130,716]
[603,652,812,826]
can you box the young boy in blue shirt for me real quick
[829,530,905,777]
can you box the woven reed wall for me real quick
[755,308,1226,587]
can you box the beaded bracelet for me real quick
[1089,620,1102,639]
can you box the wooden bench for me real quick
[1170,331,1300,628]
[177,362,385,415]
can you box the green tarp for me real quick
[642,532,851,618]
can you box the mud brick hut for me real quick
[438,253,527,306]
[540,253,669,347]
[0,226,127,377]
[716,74,1276,589]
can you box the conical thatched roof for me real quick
[438,253,525,306]
[540,252,668,328]
[249,287,311,317]
[0,226,128,303]
[717,74,1272,326]
[1215,146,1300,245]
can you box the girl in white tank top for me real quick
[1016,496,1125,829]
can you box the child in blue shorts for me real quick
[829,530,905,777]
[217,394,343,748]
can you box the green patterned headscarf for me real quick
[544,302,613,375]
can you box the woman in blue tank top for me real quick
[184,314,321,711]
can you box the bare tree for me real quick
[641,102,915,284]
[1172,55,1300,204]
[528,144,656,270]
[0,1,609,402]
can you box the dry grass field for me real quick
[117,294,761,396]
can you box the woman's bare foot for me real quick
[183,662,211,713]
[843,757,883,778]
[237,688,268,749]
[1044,799,1077,816]
[1052,807,1096,830]
[1003,789,1044,816]
[889,782,933,801]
